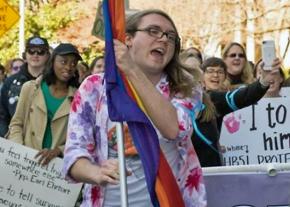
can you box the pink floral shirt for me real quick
[63,74,207,207]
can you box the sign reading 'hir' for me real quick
[0,0,20,37]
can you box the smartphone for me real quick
[262,40,276,70]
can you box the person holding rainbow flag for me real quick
[63,1,207,206]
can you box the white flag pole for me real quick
[115,1,130,206]
[19,0,25,57]
[116,122,128,206]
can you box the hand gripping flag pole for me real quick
[116,122,128,206]
[103,1,128,206]
[103,1,185,206]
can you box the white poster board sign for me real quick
[0,138,82,207]
[220,97,290,166]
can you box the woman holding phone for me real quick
[222,42,255,89]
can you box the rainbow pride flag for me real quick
[103,1,185,206]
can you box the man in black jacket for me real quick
[0,36,50,137]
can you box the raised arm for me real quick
[210,58,282,116]
[113,39,179,139]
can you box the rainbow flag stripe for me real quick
[103,1,185,206]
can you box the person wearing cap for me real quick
[182,56,282,167]
[0,35,50,137]
[7,43,82,165]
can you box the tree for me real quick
[0,0,104,67]
[130,0,290,64]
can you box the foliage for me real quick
[130,0,290,65]
[81,43,105,66]
[25,3,77,38]
[0,0,80,66]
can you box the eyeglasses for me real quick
[134,27,179,44]
[205,69,225,76]
[227,53,245,58]
[27,49,47,56]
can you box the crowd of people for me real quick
[0,8,289,207]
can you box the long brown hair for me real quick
[126,9,200,97]
[179,50,215,122]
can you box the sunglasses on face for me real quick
[227,53,245,58]
[27,49,47,56]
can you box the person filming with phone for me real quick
[255,59,285,98]
[257,40,285,97]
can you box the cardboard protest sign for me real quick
[220,97,290,166]
[0,138,82,207]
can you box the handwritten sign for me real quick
[220,97,290,166]
[0,0,20,37]
[0,138,82,207]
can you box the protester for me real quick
[180,53,282,167]
[179,54,222,167]
[5,58,25,76]
[90,56,104,74]
[77,61,91,83]
[0,64,6,91]
[63,9,207,206]
[202,57,227,91]
[182,46,203,65]
[180,49,202,68]
[222,42,255,88]
[207,57,281,123]
[0,36,50,137]
[8,43,81,165]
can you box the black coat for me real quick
[210,80,269,130]
[192,80,269,167]
[0,64,36,137]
